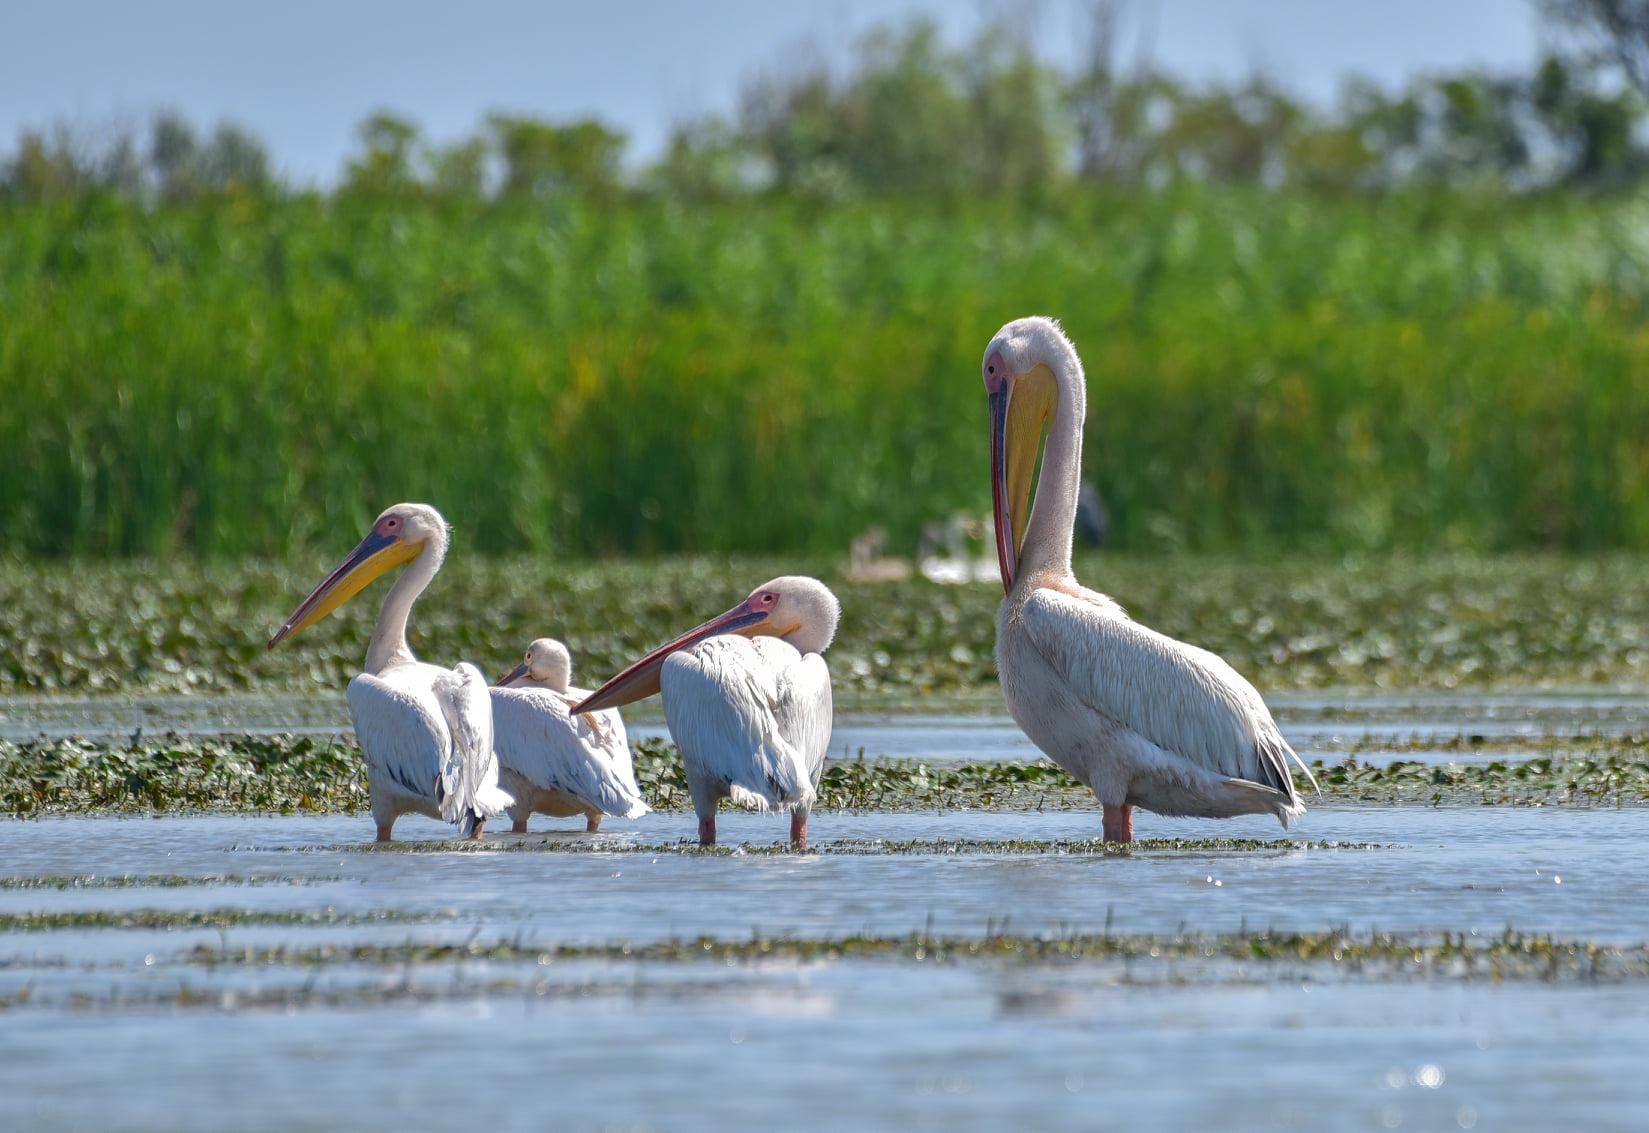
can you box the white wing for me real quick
[430,663,512,834]
[489,687,649,819]
[347,668,448,807]
[768,646,832,790]
[567,687,637,786]
[1019,587,1312,796]
[660,635,819,812]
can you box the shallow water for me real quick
[3,804,1648,1132]
[6,977,1647,1133]
[5,689,1649,1130]
[1,805,1643,946]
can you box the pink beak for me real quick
[572,597,770,714]
[988,374,1015,595]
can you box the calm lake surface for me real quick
[4,689,1647,1131]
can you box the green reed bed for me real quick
[5,189,1649,560]
[3,552,1648,696]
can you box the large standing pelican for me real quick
[984,317,1314,841]
[573,577,838,848]
[267,502,512,841]
[492,638,650,833]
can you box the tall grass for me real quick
[4,187,1649,557]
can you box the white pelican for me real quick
[983,317,1315,841]
[267,502,512,841]
[492,637,650,833]
[573,577,838,848]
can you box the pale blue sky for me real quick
[0,0,1543,183]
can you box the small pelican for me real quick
[983,318,1314,841]
[492,638,650,833]
[574,577,838,848]
[267,503,512,841]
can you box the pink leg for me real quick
[511,817,529,834]
[375,823,393,843]
[1102,804,1133,843]
[698,815,716,846]
[789,810,808,849]
[467,818,487,840]
[585,812,602,833]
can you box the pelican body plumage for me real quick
[267,503,511,841]
[492,638,650,833]
[983,318,1315,842]
[574,576,838,848]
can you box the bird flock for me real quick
[267,317,1313,847]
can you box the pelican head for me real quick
[983,316,1086,595]
[267,502,448,649]
[572,575,840,713]
[497,637,573,691]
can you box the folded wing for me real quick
[1020,587,1313,796]
[347,670,448,804]
[769,645,832,790]
[661,636,821,812]
[430,663,512,834]
[490,686,649,819]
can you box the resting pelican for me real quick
[984,317,1314,841]
[267,502,511,841]
[574,577,838,848]
[492,638,650,833]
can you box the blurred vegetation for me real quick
[2,554,1646,697]
[4,4,1649,558]
[6,187,1649,557]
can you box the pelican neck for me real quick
[1012,353,1086,594]
[364,535,446,675]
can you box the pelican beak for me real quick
[990,363,1057,595]
[267,529,421,649]
[497,661,530,688]
[573,597,771,713]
